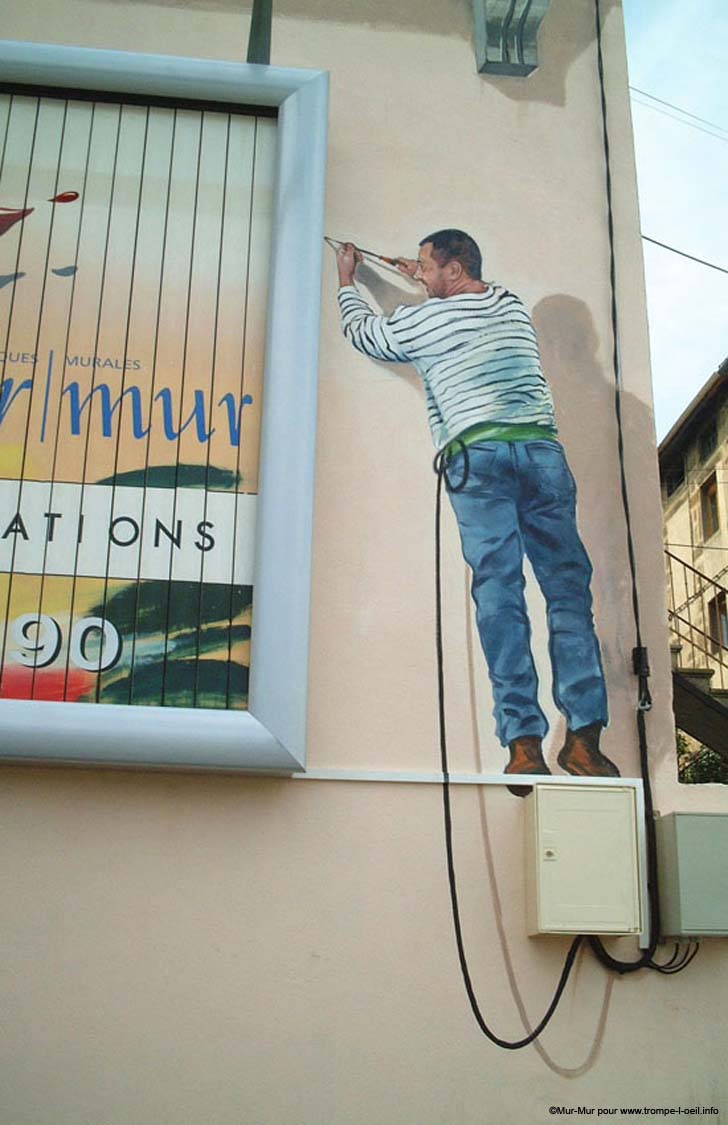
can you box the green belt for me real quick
[443,422,558,459]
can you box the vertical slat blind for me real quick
[0,93,276,710]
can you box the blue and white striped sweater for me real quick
[337,284,556,448]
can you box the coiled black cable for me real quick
[433,447,584,1049]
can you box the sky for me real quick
[621,0,728,441]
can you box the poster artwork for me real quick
[0,95,275,710]
[333,229,620,788]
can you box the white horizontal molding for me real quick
[292,769,644,788]
[0,39,322,106]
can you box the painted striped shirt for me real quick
[337,284,556,448]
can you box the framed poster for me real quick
[0,41,328,771]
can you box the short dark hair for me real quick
[419,229,482,281]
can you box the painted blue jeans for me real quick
[446,440,608,747]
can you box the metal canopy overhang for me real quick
[473,0,551,77]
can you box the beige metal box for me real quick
[525,785,642,935]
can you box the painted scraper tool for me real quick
[324,235,403,267]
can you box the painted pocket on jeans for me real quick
[523,442,576,504]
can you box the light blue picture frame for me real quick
[0,40,328,772]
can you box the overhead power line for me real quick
[631,96,728,145]
[629,85,728,138]
[631,102,728,145]
[642,236,728,277]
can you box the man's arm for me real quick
[336,242,414,364]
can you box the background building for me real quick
[660,357,728,757]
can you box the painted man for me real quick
[336,229,619,786]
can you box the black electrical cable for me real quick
[651,943,700,975]
[590,0,665,975]
[433,448,583,1050]
[652,943,682,970]
[665,945,700,974]
[592,0,699,977]
[662,945,693,971]
[646,941,693,973]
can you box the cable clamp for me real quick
[637,690,653,713]
[632,646,650,678]
[631,646,652,711]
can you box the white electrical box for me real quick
[655,812,728,938]
[525,785,642,936]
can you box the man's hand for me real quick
[395,257,418,278]
[337,242,363,287]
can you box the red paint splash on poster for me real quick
[48,191,79,204]
[0,667,95,702]
[0,207,34,237]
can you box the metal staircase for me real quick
[666,550,728,757]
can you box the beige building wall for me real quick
[2,2,727,1122]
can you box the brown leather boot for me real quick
[557,722,620,777]
[504,735,550,798]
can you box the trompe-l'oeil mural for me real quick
[0,95,274,710]
[333,229,620,790]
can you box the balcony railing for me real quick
[665,549,728,692]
